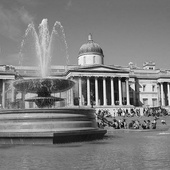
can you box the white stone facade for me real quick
[0,36,170,110]
[78,53,104,66]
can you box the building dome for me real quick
[78,34,104,57]
[78,34,104,66]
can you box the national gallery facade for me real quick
[0,34,170,110]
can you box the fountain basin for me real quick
[13,78,75,108]
[0,108,107,144]
[13,78,75,93]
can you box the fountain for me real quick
[0,19,106,144]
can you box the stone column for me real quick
[132,82,136,106]
[157,83,161,106]
[118,77,122,105]
[78,77,82,106]
[11,86,15,103]
[2,79,5,108]
[103,77,107,105]
[95,77,99,106]
[161,82,165,106]
[126,78,130,105]
[70,88,74,106]
[87,77,90,106]
[69,78,74,106]
[110,77,115,106]
[168,83,170,106]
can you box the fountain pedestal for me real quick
[0,108,106,144]
[1,19,107,144]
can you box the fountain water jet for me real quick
[18,19,73,108]
[0,19,106,144]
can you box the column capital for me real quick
[117,77,122,80]
[110,77,115,80]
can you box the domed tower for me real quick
[78,34,104,66]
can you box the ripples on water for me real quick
[1,131,170,170]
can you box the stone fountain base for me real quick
[0,108,107,144]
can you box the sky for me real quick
[0,0,170,69]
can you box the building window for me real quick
[143,98,148,106]
[143,85,146,92]
[152,98,157,106]
[152,85,155,92]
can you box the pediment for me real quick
[88,67,118,71]
[74,64,129,73]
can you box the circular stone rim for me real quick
[13,78,75,93]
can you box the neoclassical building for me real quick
[0,34,170,111]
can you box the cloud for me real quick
[0,4,34,42]
[16,0,40,6]
[15,7,34,25]
[0,6,20,41]
[65,0,72,10]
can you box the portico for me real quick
[66,65,130,107]
[158,79,170,106]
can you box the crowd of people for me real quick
[96,106,169,118]
[95,108,165,130]
[96,108,142,118]
[143,107,168,117]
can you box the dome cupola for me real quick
[78,34,104,66]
